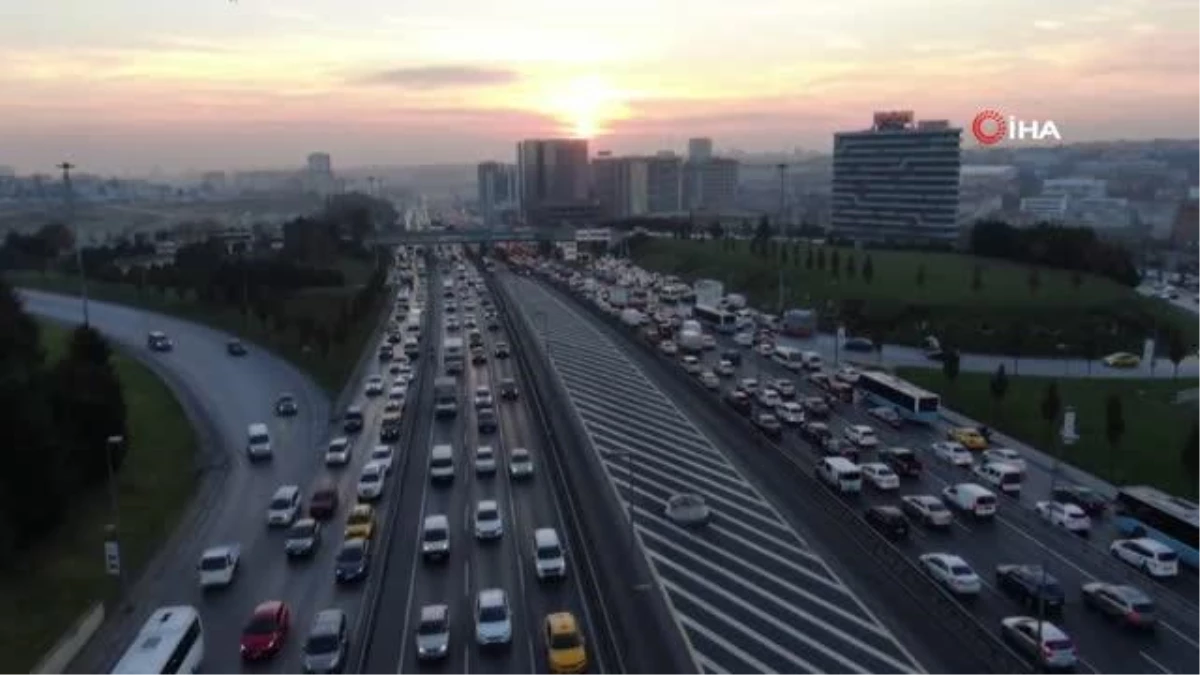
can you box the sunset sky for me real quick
[3,0,1197,173]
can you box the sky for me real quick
[1,0,1197,174]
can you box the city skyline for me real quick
[2,0,1197,173]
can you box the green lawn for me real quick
[8,269,385,395]
[631,239,1196,357]
[898,368,1199,499]
[1,321,196,672]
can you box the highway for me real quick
[18,284,410,673]
[364,261,601,674]
[525,276,1200,674]
[496,274,932,674]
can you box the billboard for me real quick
[873,110,914,129]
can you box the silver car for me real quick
[285,518,321,558]
[415,604,450,661]
[474,500,503,540]
[509,447,534,479]
[475,589,512,647]
[475,445,498,475]
[302,609,348,673]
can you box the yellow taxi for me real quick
[344,503,376,540]
[544,612,587,673]
[1102,352,1141,369]
[947,426,988,451]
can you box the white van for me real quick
[801,351,823,370]
[817,457,862,494]
[942,483,997,518]
[973,462,1023,495]
[773,346,806,372]
[429,444,455,483]
[246,423,272,460]
[533,528,566,581]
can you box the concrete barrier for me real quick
[34,603,106,675]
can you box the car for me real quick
[302,609,348,674]
[356,461,387,501]
[266,485,302,526]
[844,424,879,448]
[474,386,494,409]
[733,331,754,347]
[736,378,759,394]
[343,406,365,433]
[471,347,488,365]
[227,339,248,356]
[1051,484,1107,515]
[344,504,376,540]
[999,616,1077,670]
[834,365,860,384]
[724,390,753,416]
[334,538,370,583]
[494,342,510,358]
[996,564,1065,614]
[145,330,174,352]
[285,518,322,558]
[773,378,796,399]
[475,589,513,648]
[843,337,874,352]
[680,355,702,374]
[947,427,988,450]
[799,420,832,445]
[801,396,830,418]
[308,481,339,519]
[865,506,909,540]
[1109,537,1179,578]
[981,447,1025,472]
[659,340,678,355]
[755,341,776,357]
[1103,352,1141,368]
[665,493,712,527]
[415,604,451,661]
[421,514,451,562]
[369,445,394,473]
[384,399,402,414]
[901,494,953,528]
[931,441,972,467]
[477,407,498,434]
[509,447,535,479]
[1035,501,1092,535]
[388,384,407,402]
[698,370,721,390]
[860,462,900,490]
[364,376,385,397]
[474,500,504,540]
[755,413,783,438]
[777,401,805,425]
[392,362,413,381]
[1080,582,1157,629]
[918,553,981,596]
[720,349,742,366]
[545,612,588,674]
[499,378,519,400]
[325,437,352,466]
[808,371,832,390]
[241,600,291,661]
[714,359,735,377]
[868,406,903,429]
[198,545,240,588]
[879,446,921,477]
[275,393,299,416]
[756,387,781,409]
[476,445,498,475]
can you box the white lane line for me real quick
[591,423,754,489]
[652,552,878,672]
[677,612,783,674]
[395,449,434,673]
[1140,650,1171,673]
[1078,656,1100,673]
[595,436,767,510]
[695,652,730,674]
[1161,620,1200,649]
[464,559,471,599]
[572,391,715,451]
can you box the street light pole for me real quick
[105,435,128,603]
[59,161,90,327]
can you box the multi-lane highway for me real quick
[364,262,602,674]
[20,283,416,673]
[497,273,932,674]
[515,273,1200,674]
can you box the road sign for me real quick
[104,540,121,577]
[1060,406,1079,445]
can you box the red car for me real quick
[240,600,291,661]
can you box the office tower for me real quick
[688,138,713,162]
[516,138,596,226]
[646,153,684,214]
[592,153,649,219]
[683,157,740,212]
[305,152,335,196]
[831,111,962,244]
[477,161,517,226]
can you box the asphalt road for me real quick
[18,286,418,674]
[498,275,932,674]
[364,263,600,674]
[644,312,1200,674]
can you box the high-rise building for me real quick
[477,161,517,226]
[592,153,649,219]
[305,152,335,196]
[683,157,739,212]
[646,153,684,214]
[831,111,962,244]
[688,138,713,162]
[516,138,595,226]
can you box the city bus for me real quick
[781,308,817,338]
[855,371,940,424]
[1114,485,1199,568]
[693,304,738,334]
[111,605,204,674]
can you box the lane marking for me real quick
[676,613,780,674]
[1140,650,1171,674]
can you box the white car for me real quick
[369,445,394,473]
[384,399,402,413]
[931,441,972,467]
[699,370,720,390]
[777,401,805,425]
[918,553,982,595]
[733,332,754,347]
[509,447,534,479]
[861,463,900,490]
[357,461,387,501]
[715,360,735,377]
[867,406,903,428]
[901,494,953,527]
[681,355,702,374]
[755,341,776,357]
[475,445,497,475]
[325,437,351,466]
[737,378,759,393]
[756,388,781,409]
[388,384,407,402]
[659,340,678,355]
[981,447,1025,473]
[198,545,240,588]
[1109,538,1180,578]
[473,386,494,409]
[700,334,717,350]
[475,589,513,646]
[999,617,1078,670]
[834,366,860,384]
[1034,501,1091,534]
[364,375,385,397]
[474,500,504,540]
[844,425,879,448]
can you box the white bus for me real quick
[111,605,204,674]
[856,371,940,424]
[693,305,738,334]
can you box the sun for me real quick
[544,75,629,139]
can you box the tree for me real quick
[780,246,789,264]
[1008,325,1024,376]
[707,220,723,240]
[806,247,815,270]
[1041,381,1062,447]
[816,248,826,271]
[942,348,961,386]
[845,253,856,279]
[1184,421,1199,486]
[830,249,841,275]
[972,264,983,292]
[862,254,874,284]
[915,264,926,288]
[1105,394,1125,482]
[1080,330,1098,376]
[1167,328,1188,379]
[754,215,771,255]
[1028,266,1041,295]
[50,325,129,487]
[989,364,1009,420]
[1071,270,1083,290]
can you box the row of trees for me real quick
[0,280,127,560]
[970,220,1140,287]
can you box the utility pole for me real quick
[59,161,90,326]
[104,435,128,606]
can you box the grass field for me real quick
[1,322,196,672]
[8,267,385,395]
[631,239,1196,358]
[898,368,1199,499]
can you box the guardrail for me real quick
[483,265,697,674]
[532,272,1036,675]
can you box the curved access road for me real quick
[17,289,368,674]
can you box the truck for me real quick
[443,337,465,375]
[433,376,458,418]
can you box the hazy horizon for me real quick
[3,0,1197,174]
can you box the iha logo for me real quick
[971,109,1062,145]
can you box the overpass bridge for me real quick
[369,227,615,246]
